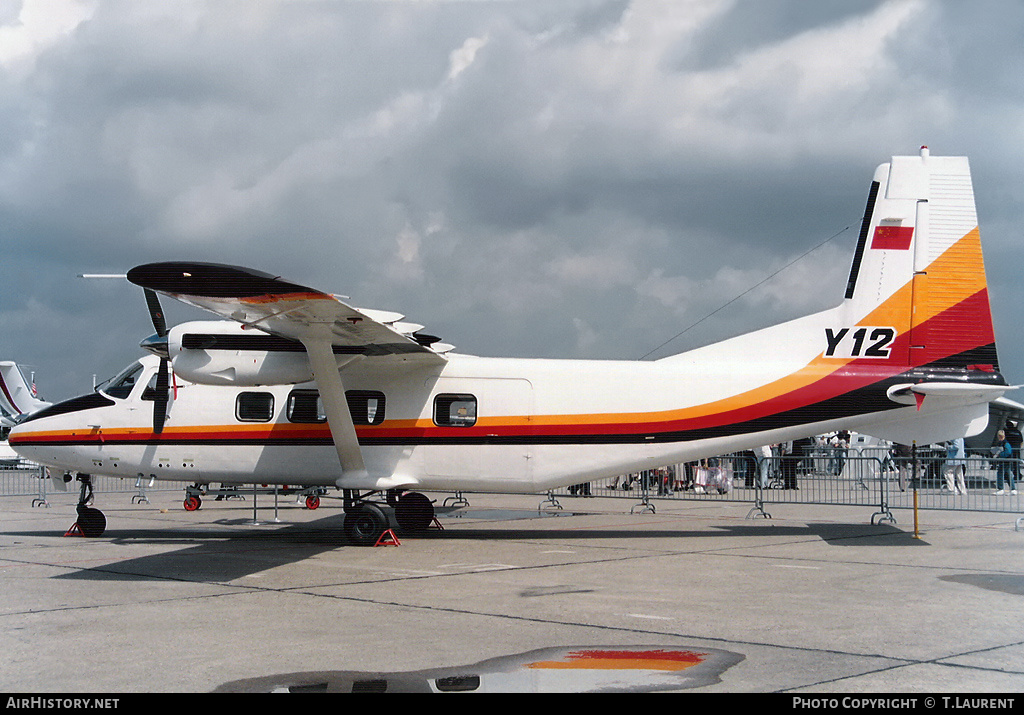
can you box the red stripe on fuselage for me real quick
[12,289,998,449]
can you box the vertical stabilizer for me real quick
[0,362,50,418]
[841,147,997,371]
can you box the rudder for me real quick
[841,147,997,372]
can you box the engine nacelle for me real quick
[167,321,348,386]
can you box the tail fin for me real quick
[840,147,998,372]
[0,362,50,418]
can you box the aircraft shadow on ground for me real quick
[427,520,923,547]
[16,511,923,583]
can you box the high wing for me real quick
[125,262,451,363]
[127,262,449,487]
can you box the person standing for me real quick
[943,437,967,495]
[895,443,914,491]
[993,430,1017,495]
[781,441,798,489]
[1004,420,1022,485]
[759,444,773,488]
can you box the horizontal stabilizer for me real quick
[861,402,991,445]
[887,381,1014,407]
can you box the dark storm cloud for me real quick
[1,0,1023,401]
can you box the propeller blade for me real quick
[144,288,168,337]
[153,358,169,434]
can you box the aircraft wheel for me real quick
[305,495,321,510]
[76,506,106,537]
[394,491,434,532]
[344,503,388,546]
[183,495,202,512]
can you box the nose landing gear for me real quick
[67,474,106,538]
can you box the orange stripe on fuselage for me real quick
[12,230,992,446]
[524,226,989,431]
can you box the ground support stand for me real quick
[539,491,563,513]
[631,479,655,514]
[444,491,470,508]
[746,489,772,520]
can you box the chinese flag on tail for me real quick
[871,225,914,250]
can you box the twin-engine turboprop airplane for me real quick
[8,149,1013,543]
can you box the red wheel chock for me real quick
[64,522,84,537]
[374,528,401,547]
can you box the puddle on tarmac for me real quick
[215,645,744,693]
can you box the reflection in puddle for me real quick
[216,645,744,693]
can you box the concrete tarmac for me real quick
[1,487,1023,694]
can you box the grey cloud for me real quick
[2,0,1023,401]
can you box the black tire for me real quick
[394,491,434,532]
[344,503,388,546]
[76,506,106,538]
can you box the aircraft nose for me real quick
[140,332,169,358]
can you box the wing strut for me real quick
[301,338,367,484]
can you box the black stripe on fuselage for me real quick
[15,352,1004,448]
[16,392,114,425]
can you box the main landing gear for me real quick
[342,489,436,546]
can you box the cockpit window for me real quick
[101,362,144,400]
[141,370,171,402]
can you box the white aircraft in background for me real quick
[1,361,50,420]
[8,149,1014,543]
[1,363,50,467]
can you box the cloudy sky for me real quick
[2,0,1023,402]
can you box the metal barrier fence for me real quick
[0,463,190,507]
[551,450,1024,522]
[4,451,1022,523]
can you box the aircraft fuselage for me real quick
[9,342,1002,494]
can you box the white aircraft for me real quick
[0,361,50,420]
[8,149,1013,542]
[1,362,50,467]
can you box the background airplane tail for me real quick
[841,147,999,373]
[0,362,50,419]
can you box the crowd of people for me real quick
[571,420,1024,497]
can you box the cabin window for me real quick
[433,394,477,427]
[236,392,274,422]
[287,390,326,423]
[285,389,386,425]
[347,390,386,426]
